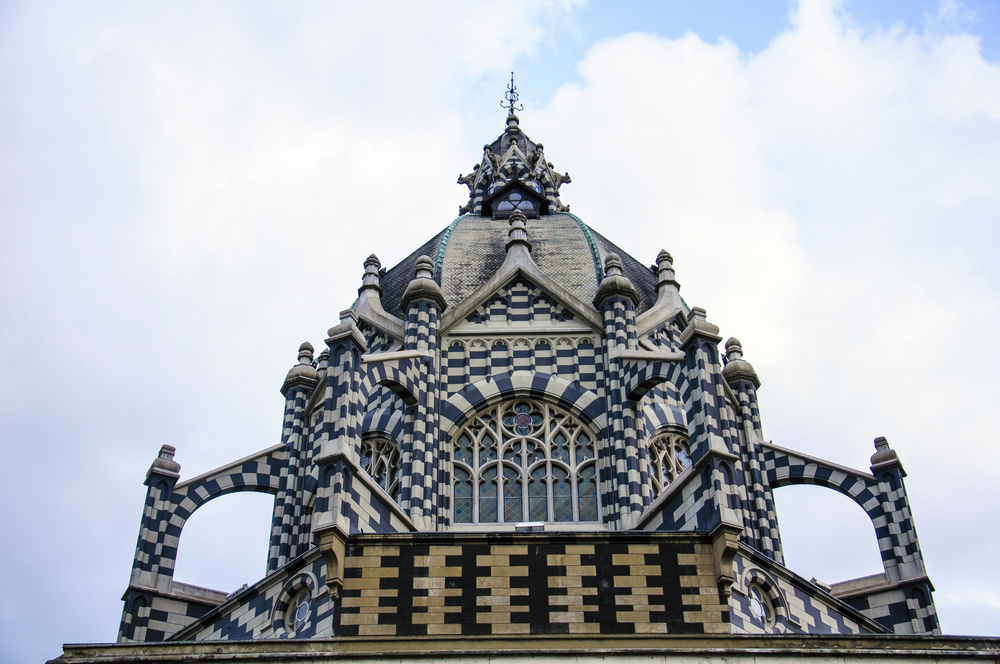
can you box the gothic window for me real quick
[648,431,692,494]
[359,437,401,501]
[451,400,598,524]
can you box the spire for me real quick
[457,78,573,215]
[353,253,404,339]
[501,72,523,116]
[500,209,534,269]
[358,254,382,297]
[654,249,682,309]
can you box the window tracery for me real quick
[452,400,598,524]
[359,437,401,501]
[648,430,693,494]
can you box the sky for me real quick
[1,0,999,661]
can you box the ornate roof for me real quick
[371,113,667,321]
[456,114,572,216]
[377,212,661,319]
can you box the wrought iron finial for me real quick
[502,72,523,115]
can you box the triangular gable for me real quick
[440,262,603,335]
[449,275,581,332]
[482,178,548,219]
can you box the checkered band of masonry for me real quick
[120,113,939,645]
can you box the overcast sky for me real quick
[2,1,999,661]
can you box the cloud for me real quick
[531,0,1000,633]
[0,2,580,661]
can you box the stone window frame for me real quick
[451,399,599,525]
[648,428,693,495]
[359,436,401,502]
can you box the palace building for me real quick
[57,87,1000,664]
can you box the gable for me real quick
[449,276,581,332]
[482,178,548,219]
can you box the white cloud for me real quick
[532,0,1000,633]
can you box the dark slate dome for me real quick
[377,213,661,319]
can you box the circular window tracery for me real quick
[452,400,598,524]
[748,584,775,628]
[648,431,693,494]
[287,588,311,633]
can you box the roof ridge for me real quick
[565,211,604,288]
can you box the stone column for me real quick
[400,256,447,530]
[267,342,317,572]
[593,253,645,529]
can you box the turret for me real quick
[402,256,447,352]
[270,342,319,571]
[722,337,759,389]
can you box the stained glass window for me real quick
[452,400,599,524]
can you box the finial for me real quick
[593,253,639,307]
[502,72,523,116]
[724,337,743,361]
[722,336,759,388]
[282,341,318,396]
[297,342,314,365]
[604,253,623,277]
[870,436,904,474]
[414,255,434,280]
[359,253,382,296]
[654,249,682,307]
[402,255,447,311]
[147,444,181,482]
[506,209,532,255]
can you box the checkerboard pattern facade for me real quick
[337,533,728,637]
[758,443,937,634]
[181,553,336,641]
[843,579,939,635]
[726,374,784,564]
[116,117,941,644]
[730,552,881,635]
[463,278,575,325]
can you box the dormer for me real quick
[482,178,548,219]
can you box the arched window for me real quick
[452,400,598,524]
[648,430,692,494]
[359,437,401,501]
